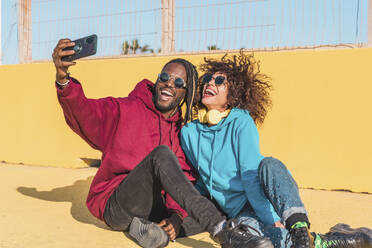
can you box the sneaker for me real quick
[289,222,315,248]
[313,223,372,248]
[129,217,169,248]
[329,223,372,239]
[214,219,274,248]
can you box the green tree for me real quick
[140,44,152,53]
[121,41,130,55]
[130,39,140,54]
[121,39,155,54]
[207,45,220,50]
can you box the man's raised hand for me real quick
[52,39,76,84]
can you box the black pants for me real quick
[103,145,225,236]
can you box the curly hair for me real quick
[196,51,272,126]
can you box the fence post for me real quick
[368,0,372,47]
[161,0,175,54]
[18,0,32,63]
[0,0,2,65]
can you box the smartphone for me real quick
[61,34,97,61]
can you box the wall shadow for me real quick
[17,176,109,230]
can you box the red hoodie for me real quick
[56,77,197,221]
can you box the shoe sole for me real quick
[129,217,169,248]
[250,238,275,248]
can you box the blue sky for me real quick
[1,0,369,64]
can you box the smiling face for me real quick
[201,72,229,112]
[153,62,187,118]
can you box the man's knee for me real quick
[151,145,178,170]
[153,145,173,157]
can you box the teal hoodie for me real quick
[181,108,280,225]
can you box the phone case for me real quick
[61,34,97,61]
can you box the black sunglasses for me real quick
[202,74,226,85]
[158,72,186,89]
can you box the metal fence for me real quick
[175,0,369,51]
[2,0,371,64]
[32,0,162,61]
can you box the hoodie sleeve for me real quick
[56,77,120,151]
[236,116,281,225]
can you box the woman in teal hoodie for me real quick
[180,52,370,248]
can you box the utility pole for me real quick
[161,0,175,54]
[0,0,2,65]
[368,0,372,47]
[18,0,32,63]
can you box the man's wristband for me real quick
[56,72,70,87]
[56,78,70,87]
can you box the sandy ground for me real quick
[1,163,371,248]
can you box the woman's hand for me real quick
[273,221,285,228]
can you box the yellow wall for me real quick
[1,49,371,193]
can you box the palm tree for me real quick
[207,45,220,50]
[121,41,130,55]
[130,39,140,54]
[121,39,155,54]
[140,44,152,53]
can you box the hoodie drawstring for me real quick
[170,122,174,149]
[158,114,177,151]
[208,130,218,200]
[158,115,162,146]
[197,131,201,172]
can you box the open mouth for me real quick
[203,88,217,97]
[159,88,175,101]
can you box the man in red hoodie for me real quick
[52,39,275,248]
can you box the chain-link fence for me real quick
[175,0,369,52]
[1,0,370,64]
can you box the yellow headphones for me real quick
[197,108,231,125]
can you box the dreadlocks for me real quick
[161,58,198,124]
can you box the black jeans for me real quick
[103,145,225,236]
